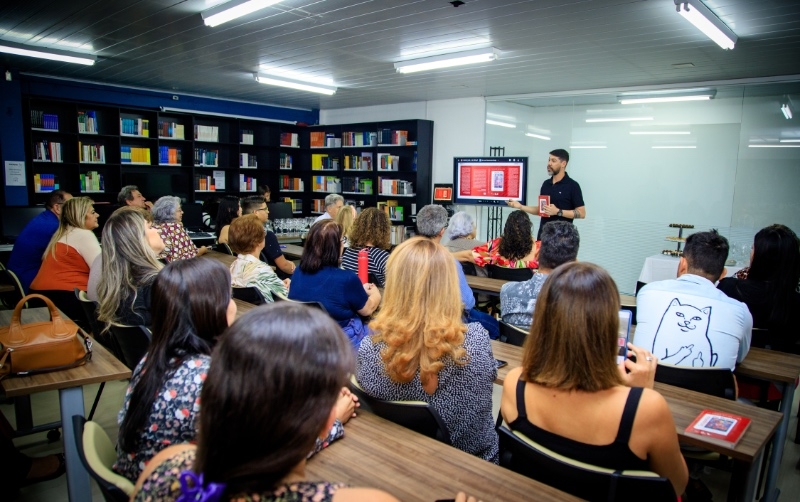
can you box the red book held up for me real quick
[685,410,751,448]
[538,195,550,217]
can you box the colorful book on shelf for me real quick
[240,130,254,145]
[280,175,304,191]
[34,174,59,192]
[77,110,98,133]
[159,120,185,139]
[194,148,219,167]
[79,171,104,192]
[239,174,256,191]
[159,146,182,165]
[121,117,150,137]
[240,153,257,168]
[685,410,751,448]
[312,199,326,213]
[377,153,399,171]
[280,132,299,147]
[312,154,338,170]
[31,111,59,131]
[34,140,63,162]
[122,146,151,164]
[280,152,293,169]
[194,125,219,142]
[79,142,106,163]
[310,131,326,148]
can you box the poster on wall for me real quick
[4,160,26,186]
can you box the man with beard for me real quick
[507,149,585,240]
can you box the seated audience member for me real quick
[444,211,486,275]
[215,195,241,244]
[228,214,289,303]
[289,220,380,348]
[240,195,295,278]
[131,303,391,502]
[7,190,72,293]
[335,203,357,247]
[95,207,164,328]
[416,205,499,340]
[30,196,100,329]
[500,221,579,328]
[257,184,271,202]
[469,210,539,269]
[151,196,208,262]
[118,185,153,210]
[357,237,498,463]
[636,230,752,369]
[501,262,688,496]
[718,224,800,352]
[341,207,391,287]
[314,193,345,224]
[201,196,220,231]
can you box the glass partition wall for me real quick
[480,82,800,294]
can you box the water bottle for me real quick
[358,248,369,284]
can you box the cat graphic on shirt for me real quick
[651,298,717,367]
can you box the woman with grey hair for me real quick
[444,211,487,277]
[151,196,209,262]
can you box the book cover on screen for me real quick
[538,195,550,217]
[685,410,751,448]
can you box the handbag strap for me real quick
[8,294,71,345]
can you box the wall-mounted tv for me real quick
[453,157,528,206]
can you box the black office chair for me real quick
[487,265,533,282]
[349,376,451,445]
[499,321,528,347]
[654,363,737,400]
[109,325,152,371]
[232,286,266,305]
[74,289,119,353]
[0,269,26,309]
[461,262,478,276]
[72,415,134,502]
[215,242,234,255]
[496,424,677,502]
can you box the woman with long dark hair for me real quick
[215,195,241,244]
[454,210,539,270]
[718,224,800,352]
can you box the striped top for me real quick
[341,246,390,287]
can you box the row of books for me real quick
[194,148,219,167]
[279,175,304,191]
[342,131,376,147]
[379,178,413,196]
[342,177,373,194]
[240,153,257,169]
[311,154,339,170]
[79,142,106,163]
[378,200,404,221]
[344,153,372,171]
[121,146,151,164]
[195,175,218,191]
[280,152,293,169]
[378,129,408,145]
[310,131,326,148]
[33,174,60,192]
[311,130,409,146]
[79,171,104,192]
[31,110,59,131]
[158,146,182,165]
[121,117,150,137]
[77,111,98,134]
[377,153,400,171]
[241,130,254,145]
[312,199,326,213]
[283,198,302,213]
[280,132,299,147]
[33,141,63,162]
[240,174,257,192]
[159,121,185,140]
[389,224,407,245]
[311,176,341,193]
[195,125,219,142]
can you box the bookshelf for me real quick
[22,100,433,223]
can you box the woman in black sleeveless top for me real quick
[500,262,688,496]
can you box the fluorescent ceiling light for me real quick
[202,0,283,27]
[675,0,737,50]
[652,146,697,149]
[254,73,336,95]
[781,104,793,120]
[630,131,690,135]
[620,95,712,104]
[779,139,800,143]
[570,145,607,149]
[526,132,551,140]
[0,41,95,65]
[485,119,515,128]
[395,47,499,74]
[586,117,653,123]
[748,144,800,148]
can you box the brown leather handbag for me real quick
[0,294,92,380]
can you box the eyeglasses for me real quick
[256,207,268,213]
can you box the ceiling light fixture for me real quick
[570,145,607,149]
[620,95,712,105]
[485,119,515,128]
[652,146,697,149]
[254,73,336,95]
[630,131,691,135]
[779,139,800,143]
[202,0,283,27]
[586,117,653,123]
[781,104,793,120]
[0,41,95,65]
[525,132,551,140]
[674,0,737,50]
[748,144,800,148]
[394,47,499,74]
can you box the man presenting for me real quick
[507,149,585,239]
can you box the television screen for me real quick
[453,157,528,206]
[2,207,45,241]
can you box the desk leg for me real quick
[729,448,763,502]
[760,381,793,502]
[59,386,91,502]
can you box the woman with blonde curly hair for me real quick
[341,207,391,287]
[356,237,498,463]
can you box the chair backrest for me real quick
[461,261,478,276]
[232,286,266,305]
[74,289,104,338]
[654,363,737,400]
[71,415,134,502]
[497,425,676,502]
[487,265,533,281]
[499,321,528,347]
[0,269,26,309]
[109,324,152,370]
[215,242,233,255]
[349,376,451,444]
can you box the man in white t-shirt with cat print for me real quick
[634,230,752,370]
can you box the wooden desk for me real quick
[281,243,304,260]
[307,411,579,502]
[203,249,235,267]
[0,308,131,502]
[466,275,507,294]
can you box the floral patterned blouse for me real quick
[472,237,540,269]
[133,447,346,502]
[153,221,199,262]
[230,254,288,302]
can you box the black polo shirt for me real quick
[537,171,584,239]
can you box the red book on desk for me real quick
[685,410,751,448]
[538,195,550,217]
